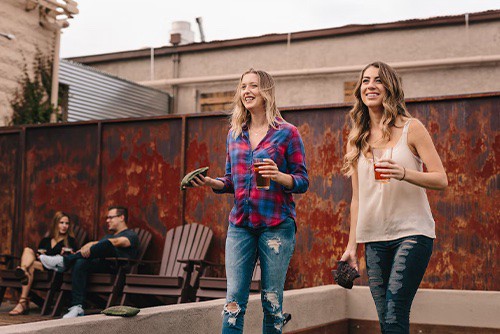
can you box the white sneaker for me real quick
[63,304,84,318]
[39,254,66,272]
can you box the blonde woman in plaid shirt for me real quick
[191,69,308,333]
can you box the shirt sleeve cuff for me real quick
[212,177,230,193]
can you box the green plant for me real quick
[9,51,63,125]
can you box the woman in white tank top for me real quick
[339,62,448,334]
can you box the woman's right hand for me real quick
[340,247,358,271]
[190,174,210,187]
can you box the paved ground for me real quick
[0,301,50,327]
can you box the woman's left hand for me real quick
[259,158,280,180]
[258,158,295,189]
[375,159,406,181]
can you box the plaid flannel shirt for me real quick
[214,119,309,228]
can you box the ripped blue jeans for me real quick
[365,235,433,334]
[222,217,296,334]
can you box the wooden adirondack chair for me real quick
[0,224,87,315]
[51,228,152,316]
[195,261,261,302]
[120,223,213,306]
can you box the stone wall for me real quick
[0,0,55,126]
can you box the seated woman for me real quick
[9,211,78,315]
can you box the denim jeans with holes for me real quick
[365,235,433,334]
[222,217,296,334]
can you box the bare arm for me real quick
[340,142,359,271]
[340,168,359,271]
[376,119,448,190]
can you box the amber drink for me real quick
[371,147,392,183]
[253,158,271,190]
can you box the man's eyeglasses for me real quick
[106,215,120,220]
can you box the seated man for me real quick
[40,205,139,318]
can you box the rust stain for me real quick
[23,125,98,249]
[100,119,183,259]
[0,94,497,291]
[0,133,19,257]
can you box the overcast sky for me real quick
[60,0,500,58]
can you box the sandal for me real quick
[14,266,29,285]
[8,297,30,316]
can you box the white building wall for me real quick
[0,0,56,126]
[73,15,500,115]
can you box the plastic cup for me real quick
[253,158,271,190]
[371,147,393,183]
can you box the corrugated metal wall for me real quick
[0,93,498,291]
[59,60,170,122]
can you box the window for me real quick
[344,81,357,103]
[199,91,234,112]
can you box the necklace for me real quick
[250,126,268,136]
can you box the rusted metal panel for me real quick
[23,125,98,249]
[0,93,497,291]
[100,119,183,259]
[0,132,20,256]
[407,96,499,290]
[184,115,232,265]
[282,108,354,288]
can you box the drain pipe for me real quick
[49,28,61,123]
[170,33,181,114]
[139,54,500,87]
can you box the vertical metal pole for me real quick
[179,116,187,225]
[50,28,61,123]
[150,47,155,81]
[172,52,180,114]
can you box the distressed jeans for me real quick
[365,235,433,334]
[222,217,296,334]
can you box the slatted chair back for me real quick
[195,261,261,301]
[42,223,87,249]
[73,225,87,249]
[131,228,152,274]
[159,223,213,278]
[119,223,213,305]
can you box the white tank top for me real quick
[356,120,436,243]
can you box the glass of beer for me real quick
[253,157,271,190]
[371,147,392,183]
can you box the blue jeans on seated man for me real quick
[222,217,296,334]
[365,235,433,334]
[63,239,119,307]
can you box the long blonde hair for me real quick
[50,211,74,247]
[342,61,411,176]
[230,68,283,139]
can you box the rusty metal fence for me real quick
[0,93,498,291]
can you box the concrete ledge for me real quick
[2,285,499,333]
[347,287,500,329]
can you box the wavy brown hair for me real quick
[50,211,74,247]
[230,68,284,139]
[342,61,411,176]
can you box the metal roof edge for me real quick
[67,10,500,65]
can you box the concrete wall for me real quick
[2,286,499,333]
[0,0,56,126]
[81,18,500,114]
